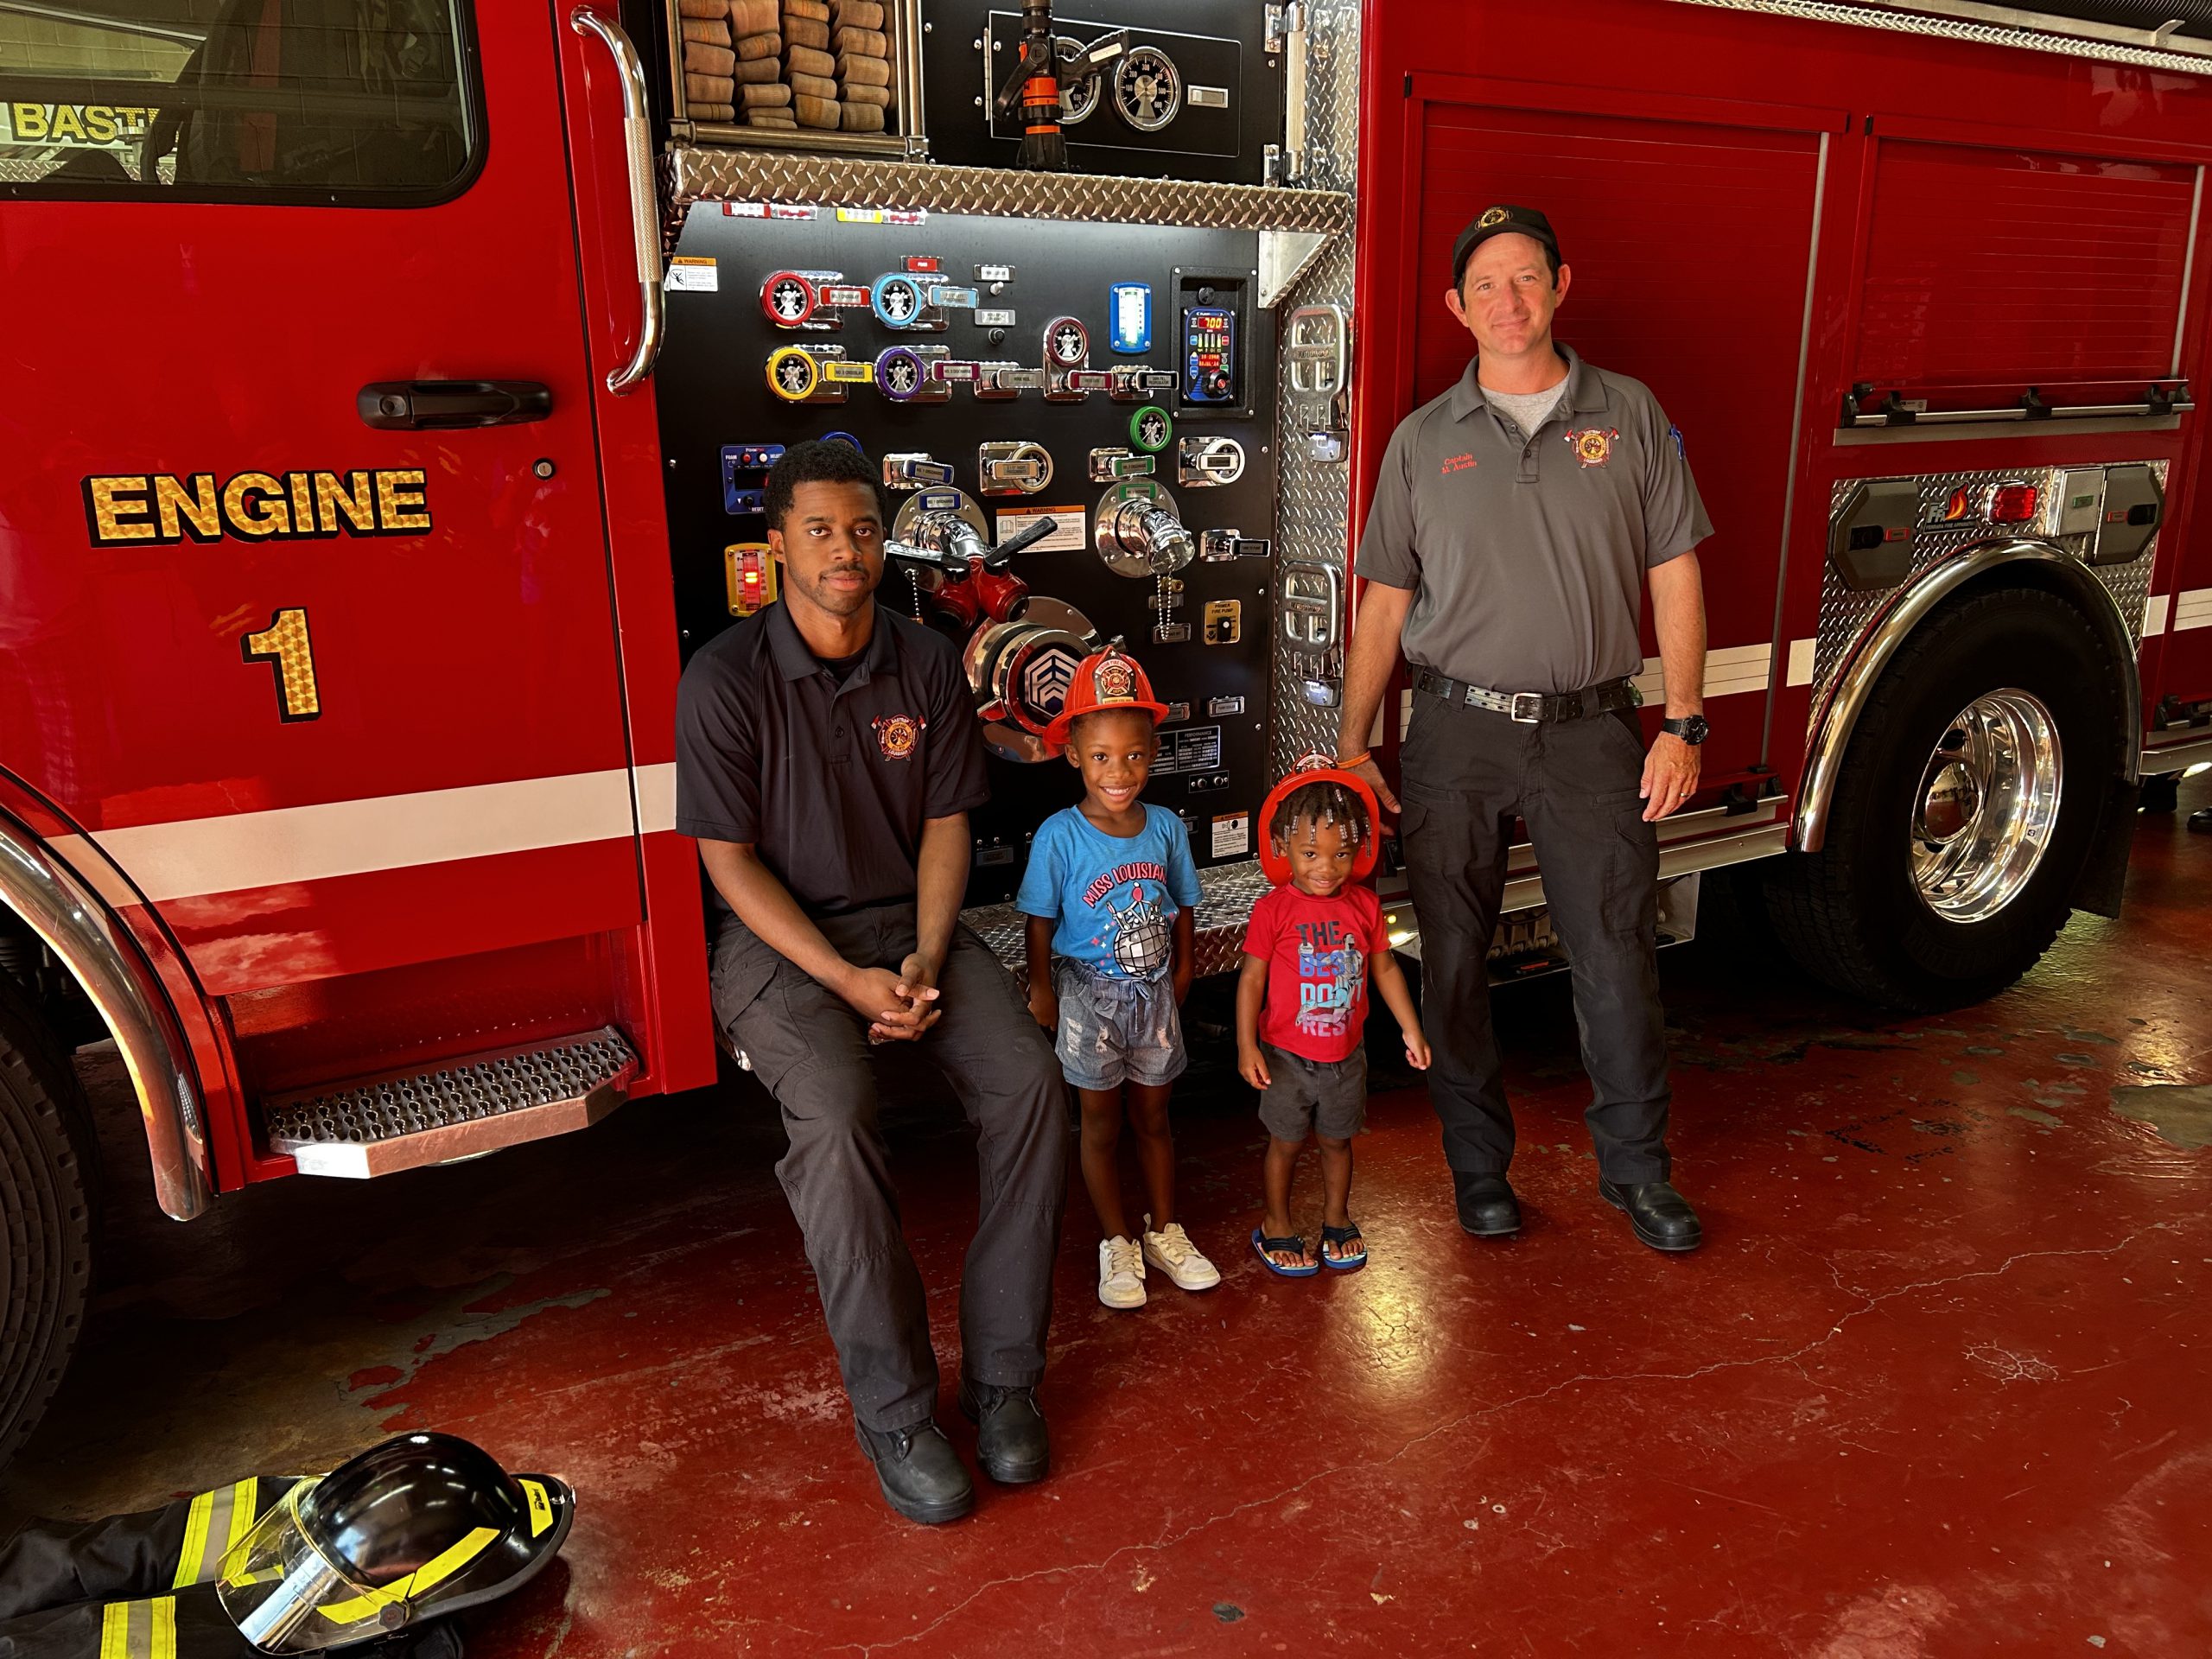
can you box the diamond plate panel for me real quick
[1269,1,1362,783]
[1667,0,2212,74]
[664,149,1352,236]
[265,1028,636,1148]
[964,859,1272,982]
[1813,462,2167,729]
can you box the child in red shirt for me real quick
[1236,773,1429,1274]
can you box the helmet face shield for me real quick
[219,1479,399,1654]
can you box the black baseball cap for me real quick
[1451,205,1560,289]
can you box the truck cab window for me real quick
[0,0,477,201]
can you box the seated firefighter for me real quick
[674,440,1068,1527]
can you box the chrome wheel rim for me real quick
[1909,690,2062,925]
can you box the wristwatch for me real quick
[1660,714,1710,746]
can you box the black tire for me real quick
[0,976,97,1468]
[1762,587,2125,1012]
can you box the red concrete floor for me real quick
[9,789,2212,1656]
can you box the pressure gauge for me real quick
[766,345,821,404]
[872,273,926,328]
[874,346,927,402]
[1043,315,1090,370]
[1055,37,1102,124]
[1129,404,1173,453]
[1113,46,1181,132]
[760,271,817,327]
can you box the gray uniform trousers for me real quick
[712,903,1068,1435]
[1397,696,1673,1184]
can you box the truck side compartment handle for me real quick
[570,7,664,395]
[358,381,554,430]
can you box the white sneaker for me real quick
[1097,1236,1147,1309]
[1141,1217,1222,1292]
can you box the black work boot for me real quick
[1598,1177,1703,1253]
[857,1421,975,1524]
[957,1381,1050,1484]
[1454,1173,1522,1237]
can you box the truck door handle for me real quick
[358,381,554,430]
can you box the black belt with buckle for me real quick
[1411,668,1643,723]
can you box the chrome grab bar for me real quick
[571,8,665,395]
[1844,388,2193,429]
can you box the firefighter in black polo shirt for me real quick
[674,441,1067,1526]
[1338,207,1713,1254]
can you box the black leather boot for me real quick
[857,1421,975,1524]
[958,1381,1050,1484]
[1598,1178,1702,1252]
[1454,1173,1522,1237]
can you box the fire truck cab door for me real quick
[0,3,643,997]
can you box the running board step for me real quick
[264,1027,636,1179]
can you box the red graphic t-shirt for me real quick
[1241,882,1387,1065]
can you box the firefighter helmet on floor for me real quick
[217,1433,573,1653]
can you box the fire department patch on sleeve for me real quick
[874,715,920,760]
[1568,427,1620,468]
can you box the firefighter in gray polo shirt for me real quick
[1338,206,1712,1252]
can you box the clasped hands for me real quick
[842,953,944,1045]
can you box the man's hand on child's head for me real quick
[1238,1046,1272,1090]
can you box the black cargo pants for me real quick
[712,904,1068,1437]
[1398,694,1673,1185]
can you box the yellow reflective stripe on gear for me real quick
[175,1476,260,1587]
[171,1492,213,1590]
[519,1478,554,1537]
[224,1476,261,1556]
[315,1526,499,1624]
[99,1598,177,1659]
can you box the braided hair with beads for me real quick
[1269,778,1372,861]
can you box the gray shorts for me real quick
[1054,960,1185,1091]
[1258,1044,1368,1142]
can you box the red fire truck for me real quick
[3,0,2208,1464]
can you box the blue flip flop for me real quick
[1251,1228,1319,1278]
[1319,1222,1367,1272]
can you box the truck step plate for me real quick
[264,1027,637,1179]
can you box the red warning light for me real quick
[1986,483,2039,524]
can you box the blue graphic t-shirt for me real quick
[1015,804,1203,981]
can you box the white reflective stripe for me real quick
[2145,594,2170,638]
[1786,638,1817,687]
[2171,588,2212,632]
[1634,642,1774,703]
[632,761,677,834]
[83,769,654,903]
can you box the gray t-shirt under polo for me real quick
[1357,346,1713,696]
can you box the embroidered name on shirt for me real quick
[1440,452,1478,475]
[1082,860,1167,907]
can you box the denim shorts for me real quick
[1053,960,1185,1091]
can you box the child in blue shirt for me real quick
[1017,643,1221,1311]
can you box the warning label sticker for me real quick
[666,256,719,293]
[1211,811,1250,858]
[991,505,1086,554]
